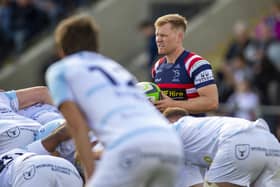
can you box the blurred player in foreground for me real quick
[46,14,184,187]
[164,108,280,187]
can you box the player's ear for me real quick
[57,47,66,58]
[177,31,184,41]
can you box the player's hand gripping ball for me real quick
[137,82,161,102]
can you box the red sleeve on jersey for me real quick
[184,52,203,77]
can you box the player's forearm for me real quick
[41,136,60,153]
[71,128,95,181]
[175,96,218,113]
[41,124,71,153]
[16,86,53,109]
[59,101,95,180]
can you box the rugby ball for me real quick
[137,81,161,102]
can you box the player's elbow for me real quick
[208,98,219,111]
[33,86,52,102]
[68,122,89,138]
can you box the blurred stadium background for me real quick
[0,0,279,139]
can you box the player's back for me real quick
[173,116,255,167]
[46,51,171,145]
[47,51,184,187]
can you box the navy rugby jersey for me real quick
[152,50,215,101]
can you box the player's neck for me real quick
[166,47,185,64]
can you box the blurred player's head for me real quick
[154,14,187,55]
[163,107,188,123]
[55,14,99,57]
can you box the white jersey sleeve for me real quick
[26,140,51,155]
[45,62,75,107]
[0,90,19,112]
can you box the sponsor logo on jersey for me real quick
[203,156,212,165]
[194,70,214,85]
[161,90,185,99]
[154,78,162,82]
[251,147,280,157]
[186,88,197,94]
[235,144,250,160]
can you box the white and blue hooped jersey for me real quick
[46,51,170,146]
[173,116,259,168]
[0,91,41,135]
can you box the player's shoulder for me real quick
[46,53,83,78]
[45,63,64,86]
[46,58,67,75]
[152,57,165,71]
[186,51,204,58]
[184,51,208,65]
[155,57,165,66]
[184,51,212,75]
[73,51,114,65]
[172,116,193,130]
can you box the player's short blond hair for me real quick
[55,14,99,56]
[154,14,188,32]
[163,107,188,119]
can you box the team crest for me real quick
[172,69,180,82]
[235,144,250,160]
[7,127,20,138]
[23,165,36,180]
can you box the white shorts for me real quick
[0,126,38,154]
[207,128,280,187]
[175,163,205,187]
[12,154,83,187]
[86,127,184,187]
